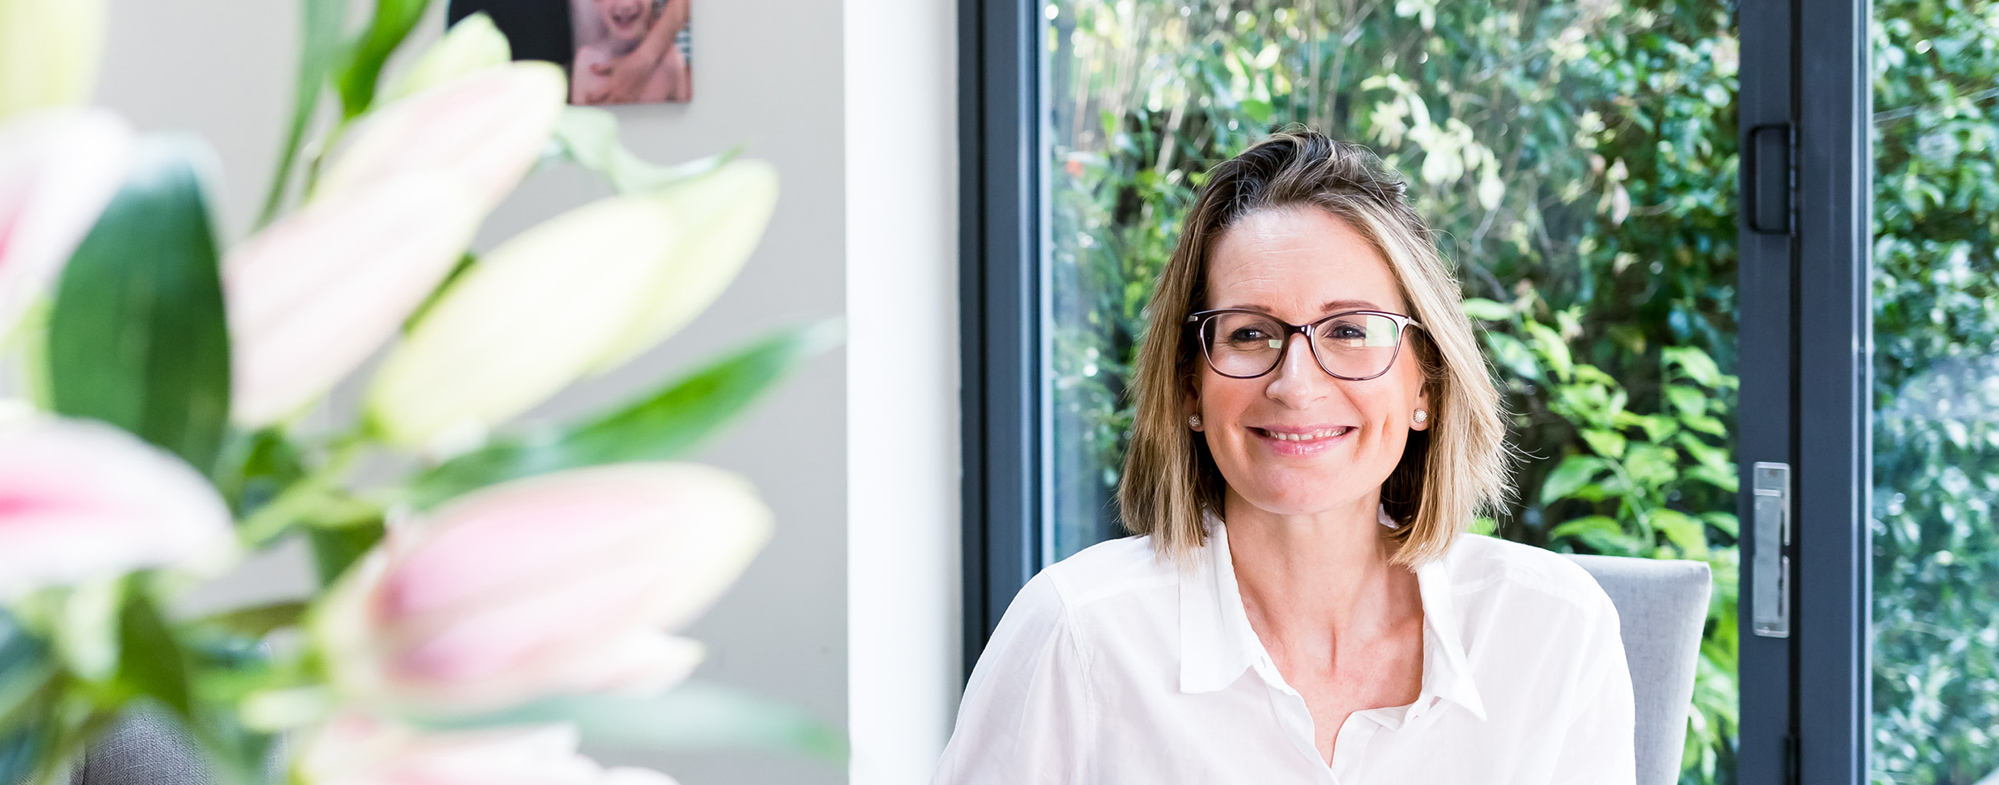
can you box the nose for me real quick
[1262,331,1332,408]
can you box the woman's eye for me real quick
[1327,325,1365,340]
[1229,329,1267,342]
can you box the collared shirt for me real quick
[931,516,1635,784]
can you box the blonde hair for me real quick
[1118,130,1509,567]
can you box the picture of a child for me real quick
[570,0,690,105]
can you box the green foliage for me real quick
[1869,1,1999,782]
[407,320,841,507]
[47,136,232,473]
[1044,0,1741,779]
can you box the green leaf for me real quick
[408,321,839,507]
[554,108,740,194]
[256,0,347,227]
[1523,322,1573,382]
[1550,515,1647,556]
[0,610,52,732]
[336,0,432,119]
[1579,428,1627,459]
[1701,511,1740,538]
[1663,346,1722,388]
[417,681,846,762]
[1540,455,1607,505]
[1459,298,1512,321]
[1651,509,1709,558]
[213,428,306,519]
[192,602,309,639]
[117,589,193,718]
[1681,413,1728,438]
[47,136,231,472]
[1483,331,1541,381]
[307,518,386,587]
[1664,384,1707,415]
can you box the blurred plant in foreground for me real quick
[0,3,841,784]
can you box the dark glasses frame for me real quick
[1185,308,1426,381]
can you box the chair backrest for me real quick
[1566,554,1712,785]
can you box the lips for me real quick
[1250,426,1354,443]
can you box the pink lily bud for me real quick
[300,714,679,785]
[224,172,482,427]
[314,62,566,212]
[0,414,235,600]
[0,108,134,340]
[313,463,773,716]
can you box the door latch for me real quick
[1752,462,1791,637]
[1746,124,1795,236]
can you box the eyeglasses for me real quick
[1185,308,1425,381]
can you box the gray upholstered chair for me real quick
[63,706,212,785]
[1566,553,1714,785]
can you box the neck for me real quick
[1222,490,1421,645]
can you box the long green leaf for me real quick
[416,681,846,762]
[553,107,742,194]
[116,590,193,718]
[337,0,431,119]
[256,0,347,228]
[0,610,51,733]
[47,136,231,472]
[407,320,840,507]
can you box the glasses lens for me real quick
[1204,312,1287,377]
[1313,313,1402,379]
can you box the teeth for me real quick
[1267,428,1348,441]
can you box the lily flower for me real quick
[0,413,235,600]
[312,463,772,716]
[0,108,134,340]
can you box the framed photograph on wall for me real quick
[446,0,691,105]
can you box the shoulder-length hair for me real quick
[1118,129,1510,567]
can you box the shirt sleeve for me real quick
[930,571,1095,785]
[1547,592,1638,785]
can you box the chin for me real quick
[1227,473,1371,518]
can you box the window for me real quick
[959,0,1962,781]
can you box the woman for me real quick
[932,132,1634,783]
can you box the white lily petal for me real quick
[226,172,482,427]
[383,13,513,103]
[364,194,679,449]
[588,159,780,371]
[0,0,105,118]
[0,416,235,600]
[0,108,135,340]
[316,61,565,211]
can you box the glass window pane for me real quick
[1870,2,1999,782]
[1040,1,1741,781]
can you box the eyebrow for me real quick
[1217,298,1386,313]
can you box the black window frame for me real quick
[958,0,1875,780]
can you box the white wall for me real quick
[843,0,962,781]
[92,2,852,784]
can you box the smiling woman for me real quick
[933,132,1636,784]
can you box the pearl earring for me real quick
[1188,414,1203,429]
[1413,409,1428,424]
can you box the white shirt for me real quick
[931,516,1635,784]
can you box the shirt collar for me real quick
[1177,512,1488,722]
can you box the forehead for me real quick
[1204,206,1406,316]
